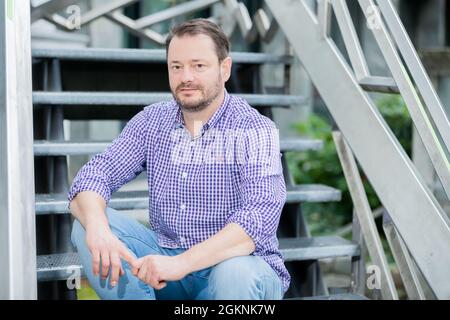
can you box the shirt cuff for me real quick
[225,208,263,252]
[67,177,112,209]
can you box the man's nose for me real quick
[181,67,194,82]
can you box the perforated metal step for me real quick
[279,236,359,261]
[33,138,323,156]
[287,293,369,300]
[32,48,293,65]
[35,185,341,214]
[37,252,82,282]
[32,91,307,107]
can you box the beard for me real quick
[172,77,222,113]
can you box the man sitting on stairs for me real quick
[69,18,290,300]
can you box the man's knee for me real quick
[207,256,280,299]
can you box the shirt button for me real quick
[180,204,186,210]
[182,172,188,179]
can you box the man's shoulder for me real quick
[227,95,277,130]
[142,100,177,119]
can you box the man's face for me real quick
[167,34,231,113]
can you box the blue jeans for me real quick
[71,207,284,300]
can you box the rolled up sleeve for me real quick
[225,118,287,254]
[68,107,153,206]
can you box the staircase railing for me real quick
[265,0,450,299]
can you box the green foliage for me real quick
[286,94,412,235]
[77,280,99,300]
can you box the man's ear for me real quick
[221,57,232,82]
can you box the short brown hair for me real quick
[165,18,230,62]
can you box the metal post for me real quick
[350,208,367,296]
[0,0,37,299]
[382,210,427,300]
[333,131,398,299]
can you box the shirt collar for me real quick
[172,90,230,132]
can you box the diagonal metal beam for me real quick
[331,0,370,80]
[42,0,138,31]
[80,0,138,25]
[105,10,166,45]
[30,0,80,23]
[43,13,69,30]
[333,132,398,299]
[382,210,426,300]
[317,0,332,39]
[135,0,221,30]
[253,8,278,42]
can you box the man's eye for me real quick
[172,65,181,70]
[196,64,205,69]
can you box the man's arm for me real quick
[70,191,108,229]
[180,222,255,271]
[70,191,139,285]
[68,108,154,287]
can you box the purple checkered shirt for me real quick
[68,91,291,294]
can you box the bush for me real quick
[285,94,412,235]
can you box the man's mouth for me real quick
[179,88,199,92]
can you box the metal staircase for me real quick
[32,45,358,299]
[2,0,450,300]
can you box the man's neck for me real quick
[182,90,225,137]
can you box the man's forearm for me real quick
[178,223,256,275]
[69,191,109,230]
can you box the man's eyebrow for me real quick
[169,59,207,64]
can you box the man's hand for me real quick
[131,255,190,290]
[85,225,139,287]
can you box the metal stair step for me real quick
[37,236,358,282]
[286,293,369,300]
[36,191,149,214]
[37,252,82,282]
[279,236,360,261]
[358,76,399,93]
[32,91,307,107]
[33,138,323,156]
[32,48,293,65]
[286,184,341,203]
[35,185,341,214]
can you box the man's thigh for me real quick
[103,207,162,257]
[194,255,283,300]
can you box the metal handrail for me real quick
[358,0,450,201]
[266,0,450,299]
